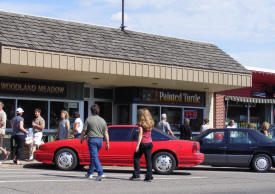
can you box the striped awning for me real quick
[225,96,275,104]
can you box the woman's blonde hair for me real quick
[138,108,154,131]
[261,122,270,131]
[61,110,69,119]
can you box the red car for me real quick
[35,125,204,174]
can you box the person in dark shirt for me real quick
[180,119,192,140]
[11,108,29,165]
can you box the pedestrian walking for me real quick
[200,118,210,134]
[72,111,83,139]
[227,120,237,128]
[29,108,45,160]
[157,113,175,137]
[11,108,29,165]
[180,119,192,140]
[55,110,70,141]
[80,104,110,181]
[260,122,270,137]
[0,101,10,163]
[130,108,154,182]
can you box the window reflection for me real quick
[17,100,48,129]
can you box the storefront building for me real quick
[115,87,205,134]
[214,67,275,129]
[0,11,252,137]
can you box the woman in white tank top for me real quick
[200,118,210,134]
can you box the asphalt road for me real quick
[1,164,275,194]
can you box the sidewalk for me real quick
[0,160,41,168]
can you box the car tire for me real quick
[153,151,176,175]
[54,148,78,171]
[252,154,271,173]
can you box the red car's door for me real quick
[99,126,136,165]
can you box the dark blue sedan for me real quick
[196,128,275,172]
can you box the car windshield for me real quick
[152,128,176,141]
[268,125,275,140]
[131,128,176,141]
[193,130,210,141]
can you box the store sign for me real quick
[0,78,66,98]
[184,110,197,119]
[252,92,266,98]
[142,88,205,107]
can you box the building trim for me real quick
[1,46,252,88]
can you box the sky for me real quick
[0,0,275,70]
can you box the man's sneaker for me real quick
[144,177,153,182]
[129,176,140,181]
[85,173,93,179]
[29,155,34,161]
[95,175,103,181]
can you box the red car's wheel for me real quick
[54,148,78,171]
[153,151,176,175]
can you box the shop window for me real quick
[84,88,91,98]
[0,99,16,128]
[50,101,79,129]
[227,102,248,128]
[161,107,182,125]
[84,101,89,121]
[95,101,112,125]
[17,100,48,129]
[94,88,113,99]
[118,104,130,125]
[250,104,271,130]
[161,107,182,134]
[185,109,203,132]
[138,106,160,126]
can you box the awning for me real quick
[225,96,275,104]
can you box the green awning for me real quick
[225,96,275,104]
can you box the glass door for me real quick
[137,105,160,126]
[94,101,113,125]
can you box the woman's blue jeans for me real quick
[87,137,104,176]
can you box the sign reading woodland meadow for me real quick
[0,78,66,98]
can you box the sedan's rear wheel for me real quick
[54,148,78,171]
[153,151,176,175]
[252,154,271,173]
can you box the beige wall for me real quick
[0,46,252,127]
[0,46,252,92]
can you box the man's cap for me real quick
[161,113,167,118]
[16,107,24,113]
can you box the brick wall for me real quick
[214,93,226,128]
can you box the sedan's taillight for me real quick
[192,142,200,153]
[39,145,46,150]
